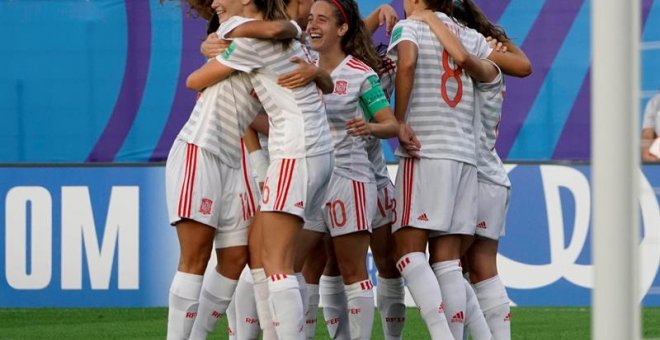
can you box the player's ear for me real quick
[337,22,348,37]
[241,0,251,6]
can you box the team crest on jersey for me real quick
[199,198,213,215]
[334,80,348,95]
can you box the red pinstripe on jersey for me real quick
[240,139,256,218]
[274,159,296,211]
[346,58,369,72]
[178,144,198,218]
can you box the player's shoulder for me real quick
[344,56,374,74]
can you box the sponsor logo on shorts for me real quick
[417,213,429,221]
[477,220,487,229]
[199,198,213,215]
[295,201,304,209]
[334,80,348,95]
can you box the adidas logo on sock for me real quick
[477,221,487,229]
[504,312,511,322]
[417,213,429,221]
[295,201,304,208]
[451,311,465,323]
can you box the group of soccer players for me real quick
[163,0,531,338]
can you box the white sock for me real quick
[235,268,260,339]
[463,279,491,340]
[474,275,511,340]
[304,284,320,339]
[345,279,375,340]
[252,268,277,340]
[376,276,406,340]
[189,271,238,339]
[431,260,466,340]
[167,271,203,340]
[296,273,309,318]
[320,275,351,339]
[396,253,452,340]
[227,298,237,339]
[268,274,304,339]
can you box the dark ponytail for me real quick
[452,0,509,42]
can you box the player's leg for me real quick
[393,158,453,339]
[168,220,215,340]
[320,239,351,339]
[469,183,511,340]
[371,223,406,340]
[299,236,328,339]
[234,266,261,340]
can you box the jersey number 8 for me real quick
[441,50,463,108]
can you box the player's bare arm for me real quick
[363,4,399,35]
[277,57,335,93]
[487,39,532,78]
[186,58,235,91]
[409,9,497,82]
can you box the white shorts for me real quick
[372,182,395,230]
[393,158,477,236]
[314,173,376,237]
[260,153,332,227]
[475,181,510,240]
[166,140,249,248]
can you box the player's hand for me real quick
[378,4,399,35]
[398,123,421,158]
[486,36,507,53]
[277,57,317,88]
[201,33,230,58]
[346,118,373,136]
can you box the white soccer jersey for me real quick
[323,55,390,183]
[217,16,333,161]
[176,71,261,168]
[366,137,391,190]
[476,64,510,187]
[387,12,491,165]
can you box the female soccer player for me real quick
[387,0,497,338]
[304,0,399,337]
[187,0,337,337]
[165,2,305,339]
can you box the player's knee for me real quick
[178,252,212,275]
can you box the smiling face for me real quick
[306,1,347,53]
[212,0,243,22]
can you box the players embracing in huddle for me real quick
[163,0,531,338]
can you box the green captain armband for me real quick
[359,76,390,121]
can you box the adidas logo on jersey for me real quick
[451,311,465,323]
[295,201,304,208]
[417,213,429,221]
[504,312,511,322]
[477,221,487,229]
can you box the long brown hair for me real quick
[423,0,453,17]
[452,0,509,42]
[254,0,294,48]
[320,0,381,73]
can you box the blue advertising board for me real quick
[1,164,658,307]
